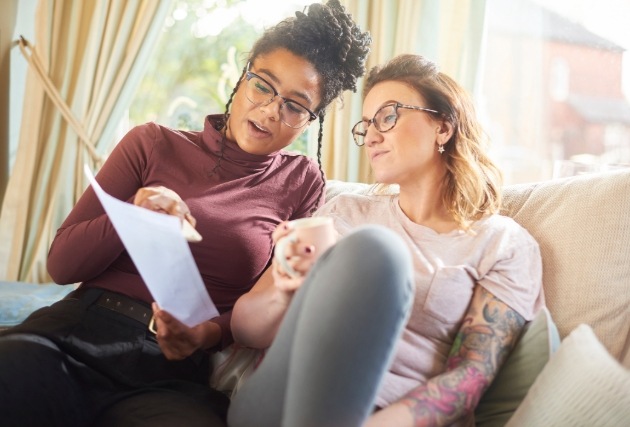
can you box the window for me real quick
[481,0,630,183]
[549,58,570,102]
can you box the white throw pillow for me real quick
[506,324,630,426]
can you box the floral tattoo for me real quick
[400,286,526,426]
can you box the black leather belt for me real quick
[66,288,153,328]
[96,292,153,327]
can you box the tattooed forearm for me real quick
[400,364,489,427]
[453,288,526,370]
[400,286,526,427]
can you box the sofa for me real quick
[2,169,630,425]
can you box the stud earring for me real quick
[438,144,445,154]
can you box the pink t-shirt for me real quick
[317,193,544,419]
[47,115,324,348]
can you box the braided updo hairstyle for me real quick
[220,0,372,209]
[248,0,372,113]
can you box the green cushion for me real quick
[475,306,560,426]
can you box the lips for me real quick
[248,120,272,138]
[370,150,388,162]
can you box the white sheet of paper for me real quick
[84,164,219,326]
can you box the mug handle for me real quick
[273,234,301,279]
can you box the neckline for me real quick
[199,115,279,176]
[391,195,466,237]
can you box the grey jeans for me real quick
[228,225,414,427]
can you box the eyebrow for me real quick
[255,67,314,106]
[362,101,399,120]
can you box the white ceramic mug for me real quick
[274,216,336,278]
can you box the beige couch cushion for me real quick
[500,170,630,363]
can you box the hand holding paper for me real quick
[133,186,202,242]
[84,165,218,327]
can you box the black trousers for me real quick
[0,288,229,427]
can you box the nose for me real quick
[364,122,383,147]
[259,96,282,121]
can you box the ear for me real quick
[437,120,454,145]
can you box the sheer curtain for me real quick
[319,0,487,183]
[0,0,172,282]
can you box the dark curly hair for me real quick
[248,0,372,114]
[217,0,371,210]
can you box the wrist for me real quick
[200,320,222,350]
[271,286,294,308]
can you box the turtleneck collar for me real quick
[200,114,279,176]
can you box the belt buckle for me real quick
[148,315,158,335]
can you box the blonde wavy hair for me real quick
[363,54,503,228]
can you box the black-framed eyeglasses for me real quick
[351,102,440,146]
[244,65,317,129]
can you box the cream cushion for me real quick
[499,170,630,364]
[506,324,630,426]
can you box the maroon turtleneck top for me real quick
[47,115,324,348]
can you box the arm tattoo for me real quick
[400,287,526,427]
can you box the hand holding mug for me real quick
[273,217,337,282]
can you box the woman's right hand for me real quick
[231,221,317,348]
[133,186,196,226]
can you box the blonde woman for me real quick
[229,54,544,427]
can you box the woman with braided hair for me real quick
[0,2,371,426]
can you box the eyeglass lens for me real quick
[245,73,311,128]
[352,104,398,146]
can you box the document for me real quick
[84,164,219,327]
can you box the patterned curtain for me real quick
[0,0,172,281]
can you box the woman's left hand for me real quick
[151,303,220,360]
[363,403,413,427]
